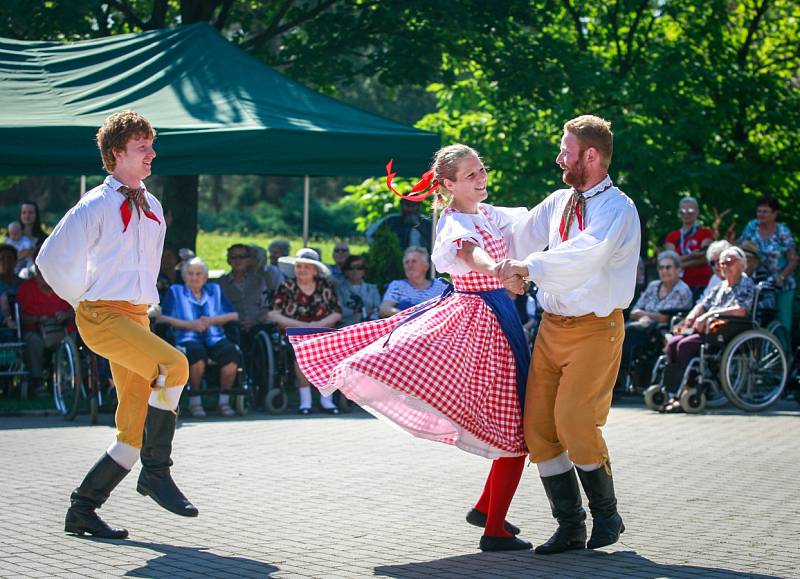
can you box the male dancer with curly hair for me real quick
[37,111,198,539]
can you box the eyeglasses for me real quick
[719,259,738,267]
[334,248,349,253]
[679,208,697,215]
[229,254,249,260]
[708,260,718,267]
[657,265,675,270]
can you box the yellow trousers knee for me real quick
[523,310,624,466]
[76,300,189,448]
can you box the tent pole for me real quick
[430,207,438,277]
[80,175,86,198]
[303,175,310,247]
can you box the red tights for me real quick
[473,456,526,537]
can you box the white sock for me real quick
[575,462,603,472]
[106,441,139,471]
[536,451,574,477]
[148,385,183,411]
[189,395,202,407]
[299,387,312,409]
[319,393,336,409]
[219,393,230,406]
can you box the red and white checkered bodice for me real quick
[449,207,506,293]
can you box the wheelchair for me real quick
[173,322,258,417]
[250,325,295,414]
[52,332,117,423]
[0,302,29,399]
[644,283,789,413]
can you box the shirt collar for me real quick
[579,175,613,199]
[105,175,147,197]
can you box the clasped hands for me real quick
[492,259,530,295]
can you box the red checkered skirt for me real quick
[289,221,524,458]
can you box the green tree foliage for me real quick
[2,1,798,251]
[366,226,404,293]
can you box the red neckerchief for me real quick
[117,185,161,232]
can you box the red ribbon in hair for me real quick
[385,159,439,202]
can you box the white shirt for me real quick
[511,175,641,317]
[36,175,165,308]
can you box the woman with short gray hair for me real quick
[618,250,693,389]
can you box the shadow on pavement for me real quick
[117,540,279,578]
[375,549,781,579]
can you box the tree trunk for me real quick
[163,175,199,252]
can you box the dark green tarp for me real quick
[0,23,439,176]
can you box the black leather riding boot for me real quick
[64,453,129,539]
[136,406,198,517]
[535,468,587,555]
[576,465,625,549]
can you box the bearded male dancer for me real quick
[37,111,198,539]
[499,115,640,554]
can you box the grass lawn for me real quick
[196,232,369,271]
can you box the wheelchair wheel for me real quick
[702,377,727,408]
[89,396,99,424]
[234,394,249,416]
[766,320,792,354]
[265,387,289,414]
[720,329,787,412]
[644,384,668,411]
[251,330,277,408]
[679,387,706,414]
[52,336,82,420]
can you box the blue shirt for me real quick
[382,278,448,311]
[162,283,234,347]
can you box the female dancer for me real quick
[289,144,531,552]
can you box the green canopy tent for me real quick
[0,23,439,242]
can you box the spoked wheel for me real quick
[701,377,727,408]
[679,387,706,414]
[644,384,669,411]
[251,330,277,411]
[720,329,787,411]
[52,336,82,420]
[766,321,792,355]
[88,353,99,424]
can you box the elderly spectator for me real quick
[218,244,268,340]
[336,255,380,326]
[379,246,448,318]
[664,197,714,299]
[699,240,732,302]
[268,248,341,415]
[329,242,350,284]
[19,201,48,248]
[159,257,240,418]
[619,251,693,387]
[663,247,755,408]
[17,267,75,396]
[366,198,433,252]
[4,221,35,274]
[738,195,798,330]
[1,245,21,329]
[263,239,290,294]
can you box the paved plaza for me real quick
[1,399,799,578]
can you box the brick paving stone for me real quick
[1,399,799,578]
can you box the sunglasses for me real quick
[334,248,349,253]
[709,260,718,266]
